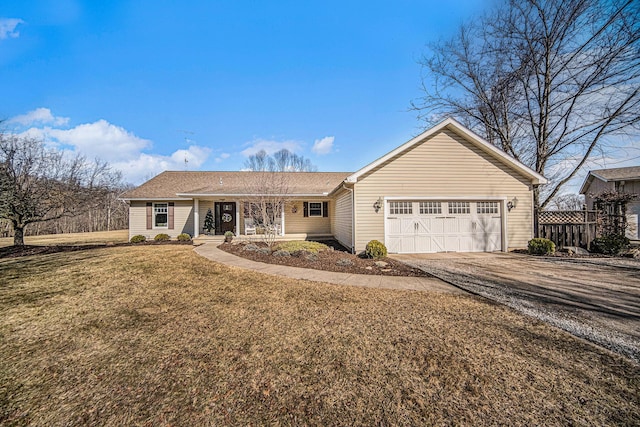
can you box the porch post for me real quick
[281,205,285,236]
[235,202,240,236]
[194,198,200,238]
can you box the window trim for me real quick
[153,202,169,229]
[308,202,323,217]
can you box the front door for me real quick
[215,202,236,235]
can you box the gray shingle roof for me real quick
[121,171,352,199]
[590,166,640,181]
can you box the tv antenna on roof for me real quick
[177,130,195,171]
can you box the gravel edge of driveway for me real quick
[401,259,640,364]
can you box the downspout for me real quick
[342,184,355,254]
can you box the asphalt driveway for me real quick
[393,252,640,363]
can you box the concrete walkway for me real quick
[194,243,464,294]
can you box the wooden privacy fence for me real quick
[537,210,598,249]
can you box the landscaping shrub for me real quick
[154,233,171,242]
[274,241,329,253]
[130,235,146,244]
[527,238,555,255]
[177,233,192,242]
[272,250,291,257]
[365,240,388,259]
[590,234,630,255]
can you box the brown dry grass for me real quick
[0,230,129,248]
[1,245,638,426]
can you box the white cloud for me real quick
[312,136,334,155]
[9,108,69,126]
[0,18,24,40]
[241,138,301,157]
[11,108,212,184]
[46,119,151,163]
[215,152,231,163]
[112,145,212,184]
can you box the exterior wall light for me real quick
[291,204,298,214]
[373,197,383,213]
[507,196,518,211]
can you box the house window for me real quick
[389,201,412,215]
[154,203,168,228]
[419,201,441,214]
[448,201,470,214]
[309,202,323,217]
[477,201,499,214]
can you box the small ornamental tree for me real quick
[204,208,214,234]
[591,191,637,236]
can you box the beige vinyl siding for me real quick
[197,200,215,234]
[353,129,533,252]
[129,200,194,240]
[284,199,331,235]
[332,189,353,250]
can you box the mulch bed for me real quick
[219,240,429,277]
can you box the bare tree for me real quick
[242,171,290,248]
[546,193,584,210]
[413,0,640,208]
[242,149,317,247]
[244,149,317,172]
[0,133,122,245]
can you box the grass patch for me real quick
[1,245,638,425]
[273,240,330,253]
[0,230,129,248]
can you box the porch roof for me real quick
[121,171,351,199]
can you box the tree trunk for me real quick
[13,224,25,246]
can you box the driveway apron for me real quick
[394,252,640,363]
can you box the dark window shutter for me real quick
[168,202,175,230]
[303,202,308,217]
[146,203,152,229]
[323,201,328,217]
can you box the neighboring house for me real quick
[122,118,547,253]
[580,166,640,241]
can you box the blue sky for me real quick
[1,1,636,190]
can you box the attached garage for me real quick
[343,118,547,254]
[385,200,503,253]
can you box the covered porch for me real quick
[191,198,332,239]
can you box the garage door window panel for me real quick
[389,201,412,215]
[420,202,442,215]
[477,201,499,214]
[449,202,470,214]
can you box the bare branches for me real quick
[414,0,640,208]
[244,149,317,172]
[0,133,123,245]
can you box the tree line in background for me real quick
[0,132,129,246]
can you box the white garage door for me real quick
[386,201,502,253]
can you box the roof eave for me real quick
[175,192,331,197]
[120,197,193,201]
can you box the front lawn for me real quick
[1,245,638,425]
